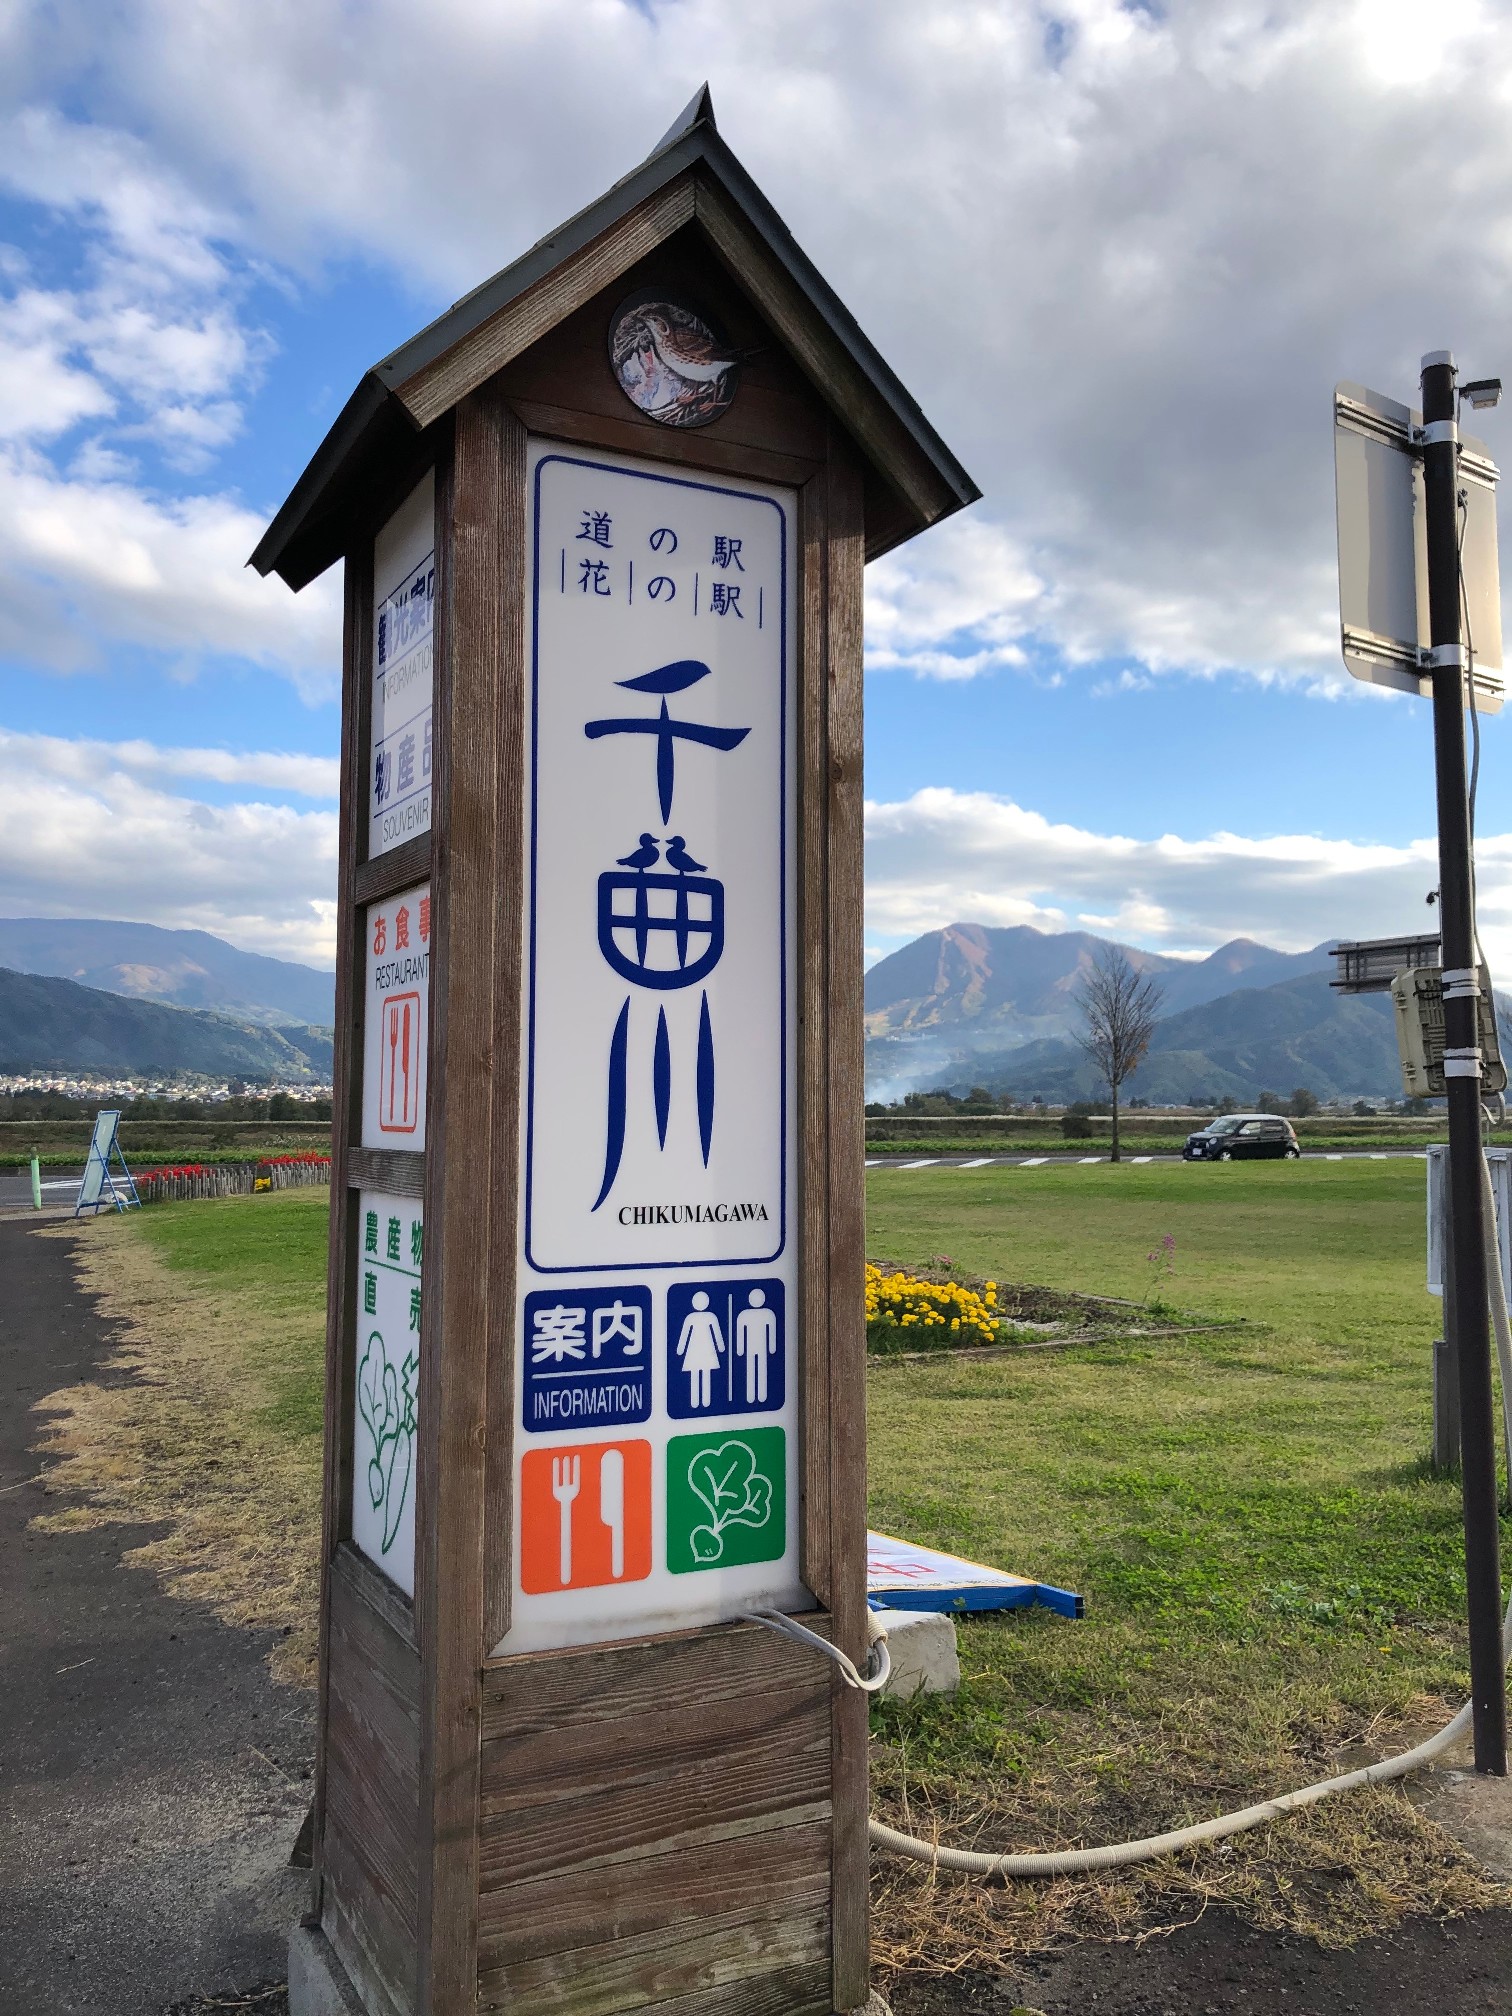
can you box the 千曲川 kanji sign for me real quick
[506,442,800,1654]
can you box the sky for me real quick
[4,0,1512,976]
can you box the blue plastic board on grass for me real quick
[866,1530,1083,1619]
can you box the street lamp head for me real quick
[1461,377,1503,411]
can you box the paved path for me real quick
[0,1217,311,2015]
[892,1903,1512,2015]
[865,1148,1432,1167]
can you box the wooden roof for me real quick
[251,87,978,589]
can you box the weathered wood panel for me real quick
[477,1623,834,2011]
[324,1552,421,2016]
[347,1147,425,1199]
[482,405,528,1655]
[311,542,371,1924]
[820,445,871,2013]
[355,831,432,906]
[396,181,697,429]
[482,1819,830,1965]
[478,1899,832,2016]
[693,179,949,540]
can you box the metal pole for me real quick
[1422,349,1507,1773]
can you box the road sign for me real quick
[1334,381,1503,708]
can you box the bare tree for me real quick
[1074,949,1165,1162]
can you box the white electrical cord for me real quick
[742,1604,893,1692]
[866,1157,1512,1878]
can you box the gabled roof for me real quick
[251,87,978,590]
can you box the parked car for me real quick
[1183,1114,1301,1161]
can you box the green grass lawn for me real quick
[97,1166,1506,1962]
[130,1186,330,1445]
[866,1158,1504,1962]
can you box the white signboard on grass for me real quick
[363,883,430,1150]
[501,441,802,1655]
[370,471,436,856]
[353,1190,423,1597]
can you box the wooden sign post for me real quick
[253,88,975,2016]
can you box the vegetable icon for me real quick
[685,1438,773,1564]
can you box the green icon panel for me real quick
[666,1427,786,1573]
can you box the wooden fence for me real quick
[134,1153,331,1204]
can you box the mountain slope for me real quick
[864,922,1330,1050]
[918,972,1401,1105]
[0,966,333,1080]
[0,918,334,1028]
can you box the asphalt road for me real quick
[0,1163,86,1209]
[0,1215,312,2015]
[867,1148,1432,1167]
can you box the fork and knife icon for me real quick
[551,1449,626,1585]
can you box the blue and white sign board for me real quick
[370,472,435,858]
[867,1531,1083,1619]
[353,1189,423,1597]
[74,1109,139,1215]
[503,442,802,1655]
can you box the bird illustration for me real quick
[639,310,740,388]
[665,835,706,875]
[617,833,661,870]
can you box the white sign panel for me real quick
[353,1190,423,1597]
[1334,381,1503,710]
[502,441,802,1655]
[370,471,436,856]
[362,883,430,1150]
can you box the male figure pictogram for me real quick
[734,1288,778,1405]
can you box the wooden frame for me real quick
[274,94,972,2016]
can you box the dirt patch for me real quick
[29,1220,321,1687]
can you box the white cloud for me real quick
[23,0,1512,687]
[0,449,341,690]
[0,729,338,964]
[11,730,338,797]
[864,784,1507,967]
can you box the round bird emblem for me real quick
[609,293,741,428]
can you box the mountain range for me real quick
[863,923,1407,1104]
[0,965,334,1081]
[0,918,335,1029]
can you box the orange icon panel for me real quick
[519,1439,652,1593]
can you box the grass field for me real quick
[867,1159,1505,1963]
[41,1162,1510,1969]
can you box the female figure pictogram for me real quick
[675,1290,725,1410]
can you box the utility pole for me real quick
[1422,349,1507,1774]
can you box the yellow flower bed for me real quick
[865,1263,1001,1349]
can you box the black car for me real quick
[1183,1114,1301,1161]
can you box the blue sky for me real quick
[3,0,1511,974]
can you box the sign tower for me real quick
[254,88,977,2016]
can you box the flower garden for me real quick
[864,1261,1005,1352]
